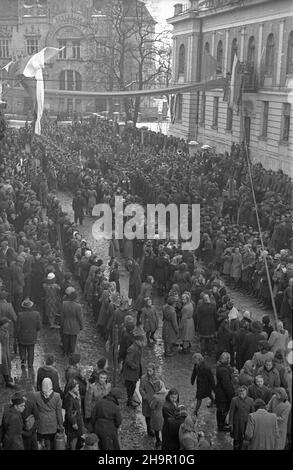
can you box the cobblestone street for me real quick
[0,191,275,450]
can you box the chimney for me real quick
[174,4,183,15]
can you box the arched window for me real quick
[216,40,223,74]
[230,38,238,71]
[204,42,210,53]
[178,44,185,75]
[265,33,275,75]
[59,70,82,91]
[286,31,293,74]
[247,36,255,67]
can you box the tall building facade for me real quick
[167,0,293,174]
[0,0,155,118]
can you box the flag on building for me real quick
[202,50,217,82]
[7,47,64,134]
[228,53,242,112]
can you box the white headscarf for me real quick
[42,377,53,398]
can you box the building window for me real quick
[247,36,255,67]
[0,39,9,58]
[260,101,269,137]
[177,94,183,121]
[265,34,274,75]
[204,42,210,53]
[212,96,219,128]
[230,38,238,71]
[59,40,67,59]
[281,103,291,142]
[26,39,39,55]
[59,70,82,91]
[178,44,185,75]
[58,98,65,112]
[95,41,107,60]
[72,40,81,59]
[200,92,206,125]
[286,31,293,74]
[216,40,223,74]
[226,107,233,131]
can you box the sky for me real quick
[146,0,174,28]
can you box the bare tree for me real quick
[86,0,172,123]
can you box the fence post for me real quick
[112,324,119,387]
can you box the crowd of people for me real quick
[0,115,292,451]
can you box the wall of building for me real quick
[168,0,293,174]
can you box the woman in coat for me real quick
[230,247,242,287]
[42,272,60,328]
[215,352,235,431]
[0,317,14,387]
[179,292,194,353]
[257,359,281,390]
[191,353,215,415]
[150,380,168,449]
[63,378,85,450]
[162,296,179,357]
[60,289,83,356]
[84,370,111,420]
[161,388,180,450]
[32,377,64,450]
[140,298,159,345]
[222,248,233,279]
[267,388,291,450]
[178,415,197,450]
[239,360,256,387]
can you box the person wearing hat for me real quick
[43,272,61,328]
[228,385,254,450]
[90,387,122,450]
[16,298,41,370]
[60,288,83,356]
[1,392,26,450]
[267,387,291,450]
[123,333,144,408]
[81,433,99,450]
[0,317,15,388]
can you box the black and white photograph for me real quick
[0,0,292,457]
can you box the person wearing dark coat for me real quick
[1,393,26,450]
[123,335,143,407]
[163,405,189,450]
[126,258,142,302]
[215,352,235,431]
[191,353,215,415]
[234,319,250,371]
[64,353,87,416]
[0,317,15,388]
[16,298,41,370]
[118,320,135,366]
[161,388,180,450]
[30,253,44,309]
[228,385,254,450]
[60,289,83,356]
[247,374,272,404]
[139,363,158,437]
[216,319,234,363]
[37,354,63,397]
[22,394,39,450]
[196,294,217,356]
[72,191,86,225]
[90,388,122,450]
[239,321,264,369]
[63,379,85,450]
[162,296,179,357]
